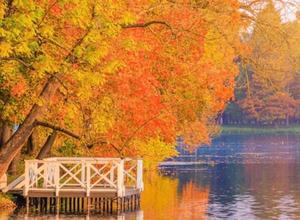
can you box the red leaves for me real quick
[11,78,27,98]
[50,4,62,16]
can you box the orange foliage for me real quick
[0,0,243,160]
[11,78,27,98]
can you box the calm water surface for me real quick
[4,134,300,219]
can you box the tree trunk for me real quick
[2,122,20,175]
[36,131,57,159]
[0,125,3,148]
[9,152,20,175]
[0,77,59,179]
[0,122,19,175]
[1,122,12,146]
[26,133,35,155]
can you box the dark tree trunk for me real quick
[0,77,59,179]
[0,125,3,148]
[9,152,20,175]
[36,131,57,159]
[1,122,19,176]
[1,122,12,146]
[26,134,35,155]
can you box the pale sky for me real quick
[276,0,300,22]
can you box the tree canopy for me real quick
[0,0,298,175]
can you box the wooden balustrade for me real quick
[22,157,143,198]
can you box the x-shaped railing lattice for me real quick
[23,158,143,197]
[89,162,118,189]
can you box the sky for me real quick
[276,0,300,21]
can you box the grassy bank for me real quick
[221,125,300,135]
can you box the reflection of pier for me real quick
[20,211,144,220]
[4,157,143,214]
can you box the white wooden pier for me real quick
[3,157,144,214]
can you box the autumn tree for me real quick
[0,0,272,179]
[231,2,300,125]
[0,0,136,178]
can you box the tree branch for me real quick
[4,0,14,18]
[35,120,80,139]
[36,130,57,159]
[0,57,34,70]
[121,20,175,36]
[121,20,171,29]
[120,111,164,153]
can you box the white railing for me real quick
[23,157,143,197]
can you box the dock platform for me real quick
[3,157,144,214]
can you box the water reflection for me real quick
[7,211,144,220]
[141,172,210,220]
[3,134,300,219]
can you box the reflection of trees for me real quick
[243,136,300,218]
[141,172,179,220]
[178,181,209,220]
[141,172,210,220]
[243,163,300,218]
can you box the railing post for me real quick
[43,161,48,188]
[117,160,125,197]
[86,162,90,197]
[110,163,114,185]
[136,160,143,191]
[55,162,60,197]
[23,161,29,196]
[81,161,85,185]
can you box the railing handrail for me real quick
[23,157,143,197]
[42,157,142,162]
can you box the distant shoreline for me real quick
[221,125,300,135]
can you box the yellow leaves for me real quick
[85,46,108,65]
[0,1,5,19]
[14,14,34,29]
[13,0,34,9]
[36,97,46,107]
[75,69,104,87]
[39,25,55,38]
[75,40,109,66]
[0,28,8,37]
[103,60,124,74]
[0,42,12,57]
[92,97,115,133]
[14,42,31,56]
[134,137,177,169]
[105,23,121,37]
[33,55,59,76]
[120,12,136,25]
[0,61,18,81]
[72,68,105,101]
[203,29,235,70]
[122,38,138,51]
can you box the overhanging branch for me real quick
[35,120,80,139]
[121,20,172,29]
[121,20,175,36]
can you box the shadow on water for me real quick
[2,134,300,219]
[3,195,144,220]
[3,199,144,219]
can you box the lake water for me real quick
[3,134,300,219]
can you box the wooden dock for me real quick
[3,157,143,214]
